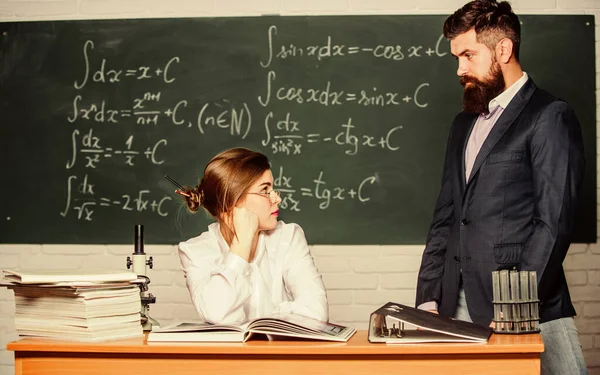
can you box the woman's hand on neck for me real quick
[225,207,259,262]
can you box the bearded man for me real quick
[415,1,588,374]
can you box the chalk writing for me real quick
[262,112,402,156]
[74,40,179,89]
[258,70,429,108]
[66,129,167,169]
[56,23,442,222]
[261,25,448,68]
[273,167,378,211]
[60,174,172,221]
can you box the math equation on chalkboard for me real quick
[1,16,594,243]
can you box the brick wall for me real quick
[1,1,599,374]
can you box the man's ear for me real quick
[496,38,514,64]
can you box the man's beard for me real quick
[460,60,505,115]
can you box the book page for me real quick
[147,321,248,342]
[248,313,356,341]
[151,321,248,333]
[2,269,138,284]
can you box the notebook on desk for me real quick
[368,302,493,344]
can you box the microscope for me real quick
[127,224,159,331]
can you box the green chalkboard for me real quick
[0,15,595,244]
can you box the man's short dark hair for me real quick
[444,0,521,60]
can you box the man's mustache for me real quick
[460,75,483,87]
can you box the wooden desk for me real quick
[7,330,543,375]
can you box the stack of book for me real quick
[1,269,144,342]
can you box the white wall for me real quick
[1,1,600,374]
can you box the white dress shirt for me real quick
[465,72,529,181]
[178,221,328,325]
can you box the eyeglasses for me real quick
[246,189,281,203]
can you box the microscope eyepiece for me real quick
[134,224,144,255]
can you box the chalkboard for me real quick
[0,15,595,244]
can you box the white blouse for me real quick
[178,221,328,325]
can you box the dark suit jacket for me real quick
[415,78,585,325]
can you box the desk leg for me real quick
[13,356,23,375]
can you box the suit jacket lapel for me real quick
[466,79,537,186]
[456,114,477,195]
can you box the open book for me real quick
[148,313,356,343]
[368,302,493,344]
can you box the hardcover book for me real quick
[148,313,356,343]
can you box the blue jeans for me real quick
[454,287,588,375]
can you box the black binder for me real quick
[368,302,493,344]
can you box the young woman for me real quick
[176,147,328,325]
